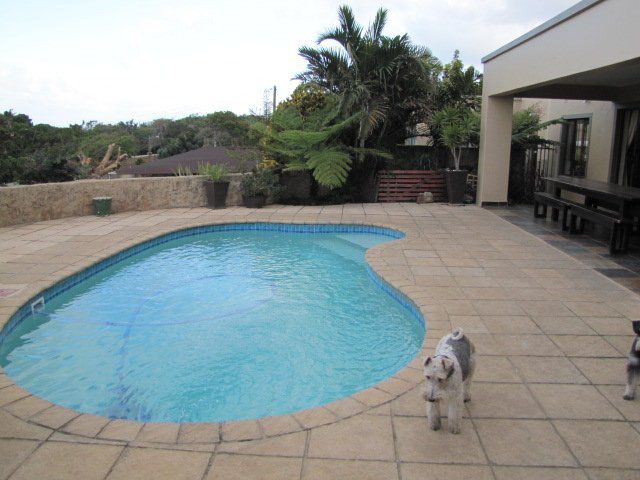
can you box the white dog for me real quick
[422,328,476,434]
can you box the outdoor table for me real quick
[542,175,640,220]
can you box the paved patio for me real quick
[0,203,639,480]
[491,205,640,295]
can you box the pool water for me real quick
[0,228,424,422]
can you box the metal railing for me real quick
[509,145,558,204]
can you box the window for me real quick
[559,118,590,177]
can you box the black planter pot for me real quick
[204,180,229,209]
[243,193,266,208]
[446,170,468,204]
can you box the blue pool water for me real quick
[0,226,424,422]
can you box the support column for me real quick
[476,95,514,205]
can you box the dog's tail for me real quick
[451,328,465,341]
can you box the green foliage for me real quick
[0,110,259,185]
[297,6,439,151]
[157,131,201,158]
[198,163,230,182]
[79,130,139,159]
[0,111,83,184]
[173,166,193,176]
[279,84,328,117]
[434,50,482,111]
[155,112,258,158]
[293,5,440,199]
[240,169,283,198]
[511,106,562,148]
[260,103,370,189]
[305,147,352,188]
[432,105,480,169]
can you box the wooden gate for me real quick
[376,170,447,202]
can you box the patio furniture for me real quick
[541,175,640,254]
[568,203,632,254]
[533,192,572,231]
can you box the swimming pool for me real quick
[0,224,424,423]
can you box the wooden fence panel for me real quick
[376,170,448,202]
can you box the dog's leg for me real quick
[447,395,462,434]
[463,377,472,403]
[623,363,638,400]
[427,401,441,431]
[463,353,476,403]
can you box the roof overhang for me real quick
[482,0,603,63]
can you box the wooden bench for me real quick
[569,204,632,254]
[534,192,573,231]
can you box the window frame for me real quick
[558,115,591,178]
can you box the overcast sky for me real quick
[0,0,577,126]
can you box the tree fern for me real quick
[306,148,352,188]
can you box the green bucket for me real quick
[92,197,112,216]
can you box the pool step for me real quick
[312,236,367,263]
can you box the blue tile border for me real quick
[366,266,425,328]
[0,223,418,345]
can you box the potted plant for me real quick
[433,106,479,204]
[199,164,230,208]
[92,196,112,216]
[241,168,282,208]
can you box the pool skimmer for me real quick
[30,297,45,314]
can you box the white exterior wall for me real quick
[483,0,639,98]
[518,98,617,182]
[477,0,640,204]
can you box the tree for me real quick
[296,5,439,198]
[508,106,564,203]
[434,50,482,112]
[279,84,328,120]
[511,106,561,149]
[432,106,479,170]
[257,91,360,188]
[0,111,83,184]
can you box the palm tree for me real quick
[296,5,439,198]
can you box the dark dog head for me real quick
[633,320,640,336]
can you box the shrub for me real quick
[241,169,283,198]
[198,163,230,182]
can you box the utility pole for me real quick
[272,85,277,114]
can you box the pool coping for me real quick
[0,219,429,445]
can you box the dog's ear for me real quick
[441,358,455,374]
[632,320,640,336]
[423,356,432,367]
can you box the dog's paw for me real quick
[464,396,471,403]
[448,424,461,434]
[623,393,635,401]
[428,418,441,431]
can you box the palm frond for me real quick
[347,146,393,160]
[366,8,387,43]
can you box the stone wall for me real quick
[0,174,244,227]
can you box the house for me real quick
[117,146,260,177]
[477,0,640,205]
[515,98,618,184]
